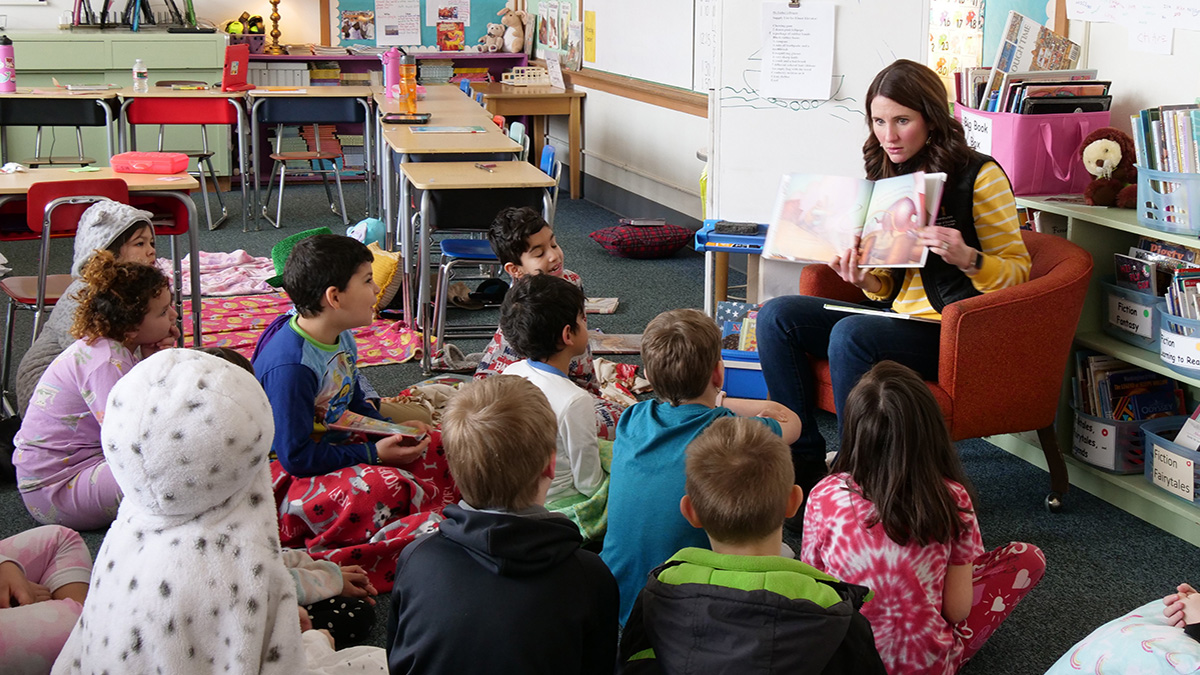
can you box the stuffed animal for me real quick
[1081,126,1138,209]
[498,0,527,54]
[478,22,505,53]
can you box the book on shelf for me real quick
[761,172,946,268]
[1073,353,1183,421]
[1114,252,1157,295]
[981,11,1081,113]
[987,69,1099,113]
[327,411,427,439]
[437,21,466,51]
[1131,106,1200,175]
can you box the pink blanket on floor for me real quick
[182,292,429,367]
[157,250,276,296]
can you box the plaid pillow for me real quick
[588,223,693,259]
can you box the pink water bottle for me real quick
[0,36,16,94]
[381,47,401,99]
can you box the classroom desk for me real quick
[0,89,119,166]
[247,86,375,227]
[0,168,204,346]
[401,161,553,373]
[116,87,251,232]
[470,82,585,199]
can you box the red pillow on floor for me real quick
[588,223,693,259]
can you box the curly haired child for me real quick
[13,252,177,530]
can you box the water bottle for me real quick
[400,55,417,114]
[381,47,401,100]
[0,36,15,94]
[132,59,148,93]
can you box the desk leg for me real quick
[418,190,432,375]
[531,114,545,167]
[714,251,729,304]
[252,99,264,229]
[704,250,714,317]
[232,99,251,233]
[357,97,374,220]
[159,191,203,347]
[569,96,582,200]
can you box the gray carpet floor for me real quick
[2,183,1196,674]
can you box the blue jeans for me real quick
[757,294,941,466]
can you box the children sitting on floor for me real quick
[387,375,618,675]
[497,273,609,539]
[15,200,162,419]
[51,349,387,674]
[14,252,177,530]
[618,417,886,674]
[251,233,457,592]
[0,525,93,675]
[475,206,624,440]
[601,308,802,624]
[801,361,1046,675]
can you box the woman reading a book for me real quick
[757,59,1031,503]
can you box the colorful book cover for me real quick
[1114,253,1155,294]
[737,312,758,352]
[544,1,559,50]
[436,21,465,51]
[982,11,1081,112]
[327,411,426,439]
[1107,369,1183,421]
[537,2,550,46]
[558,1,570,54]
[565,20,583,71]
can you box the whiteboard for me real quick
[710,0,932,223]
[589,0,695,89]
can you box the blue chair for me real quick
[431,238,500,352]
[507,121,530,162]
[539,145,563,224]
[458,79,472,95]
[475,92,484,105]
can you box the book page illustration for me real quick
[762,174,872,264]
[858,173,927,268]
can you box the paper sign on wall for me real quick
[583,10,595,63]
[1073,414,1117,469]
[960,110,993,155]
[759,0,834,100]
[1151,443,1195,501]
[1107,295,1153,337]
[377,0,421,45]
[1129,22,1174,55]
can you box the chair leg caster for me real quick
[1045,492,1065,513]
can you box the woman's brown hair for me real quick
[831,360,976,546]
[862,59,973,180]
[70,251,169,344]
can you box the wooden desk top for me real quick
[0,168,199,195]
[470,82,584,100]
[247,86,374,99]
[401,161,555,190]
[115,86,248,99]
[381,122,521,155]
[0,88,119,100]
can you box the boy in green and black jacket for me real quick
[618,417,886,675]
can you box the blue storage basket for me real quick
[1137,167,1200,235]
[1156,301,1200,377]
[1142,416,1200,505]
[1101,278,1160,352]
[1072,407,1148,474]
[722,349,768,400]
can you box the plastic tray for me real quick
[1142,417,1200,504]
[1137,167,1200,235]
[1101,278,1160,352]
[110,151,189,175]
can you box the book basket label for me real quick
[1150,442,1194,500]
[1073,414,1117,468]
[1159,330,1200,370]
[1108,295,1153,338]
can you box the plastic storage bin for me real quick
[722,349,768,400]
[110,151,189,174]
[1156,301,1200,377]
[1101,278,1160,352]
[1142,416,1200,504]
[1072,408,1151,474]
[1137,167,1200,235]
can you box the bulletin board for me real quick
[323,0,511,48]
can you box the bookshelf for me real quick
[248,52,527,85]
[1008,196,1200,547]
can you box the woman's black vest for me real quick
[885,151,999,313]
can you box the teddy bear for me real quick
[1081,126,1138,209]
[478,22,505,52]
[498,0,527,54]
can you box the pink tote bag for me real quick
[956,105,1111,196]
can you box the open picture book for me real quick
[762,171,946,268]
[327,411,427,439]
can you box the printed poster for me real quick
[338,9,376,42]
[583,10,596,63]
[376,0,421,45]
[929,0,984,97]
[427,0,470,27]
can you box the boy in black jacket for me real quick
[386,375,619,675]
[618,417,886,675]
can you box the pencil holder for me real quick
[229,34,266,54]
[1137,168,1200,236]
[1102,279,1160,352]
[1142,417,1200,504]
[1157,301,1200,377]
[1072,407,1150,474]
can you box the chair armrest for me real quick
[798,264,866,304]
[938,257,1092,432]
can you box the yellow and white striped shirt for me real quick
[865,162,1030,319]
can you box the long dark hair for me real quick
[831,360,976,546]
[862,59,973,180]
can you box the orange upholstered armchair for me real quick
[798,230,1093,511]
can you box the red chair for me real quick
[0,275,72,413]
[795,230,1093,511]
